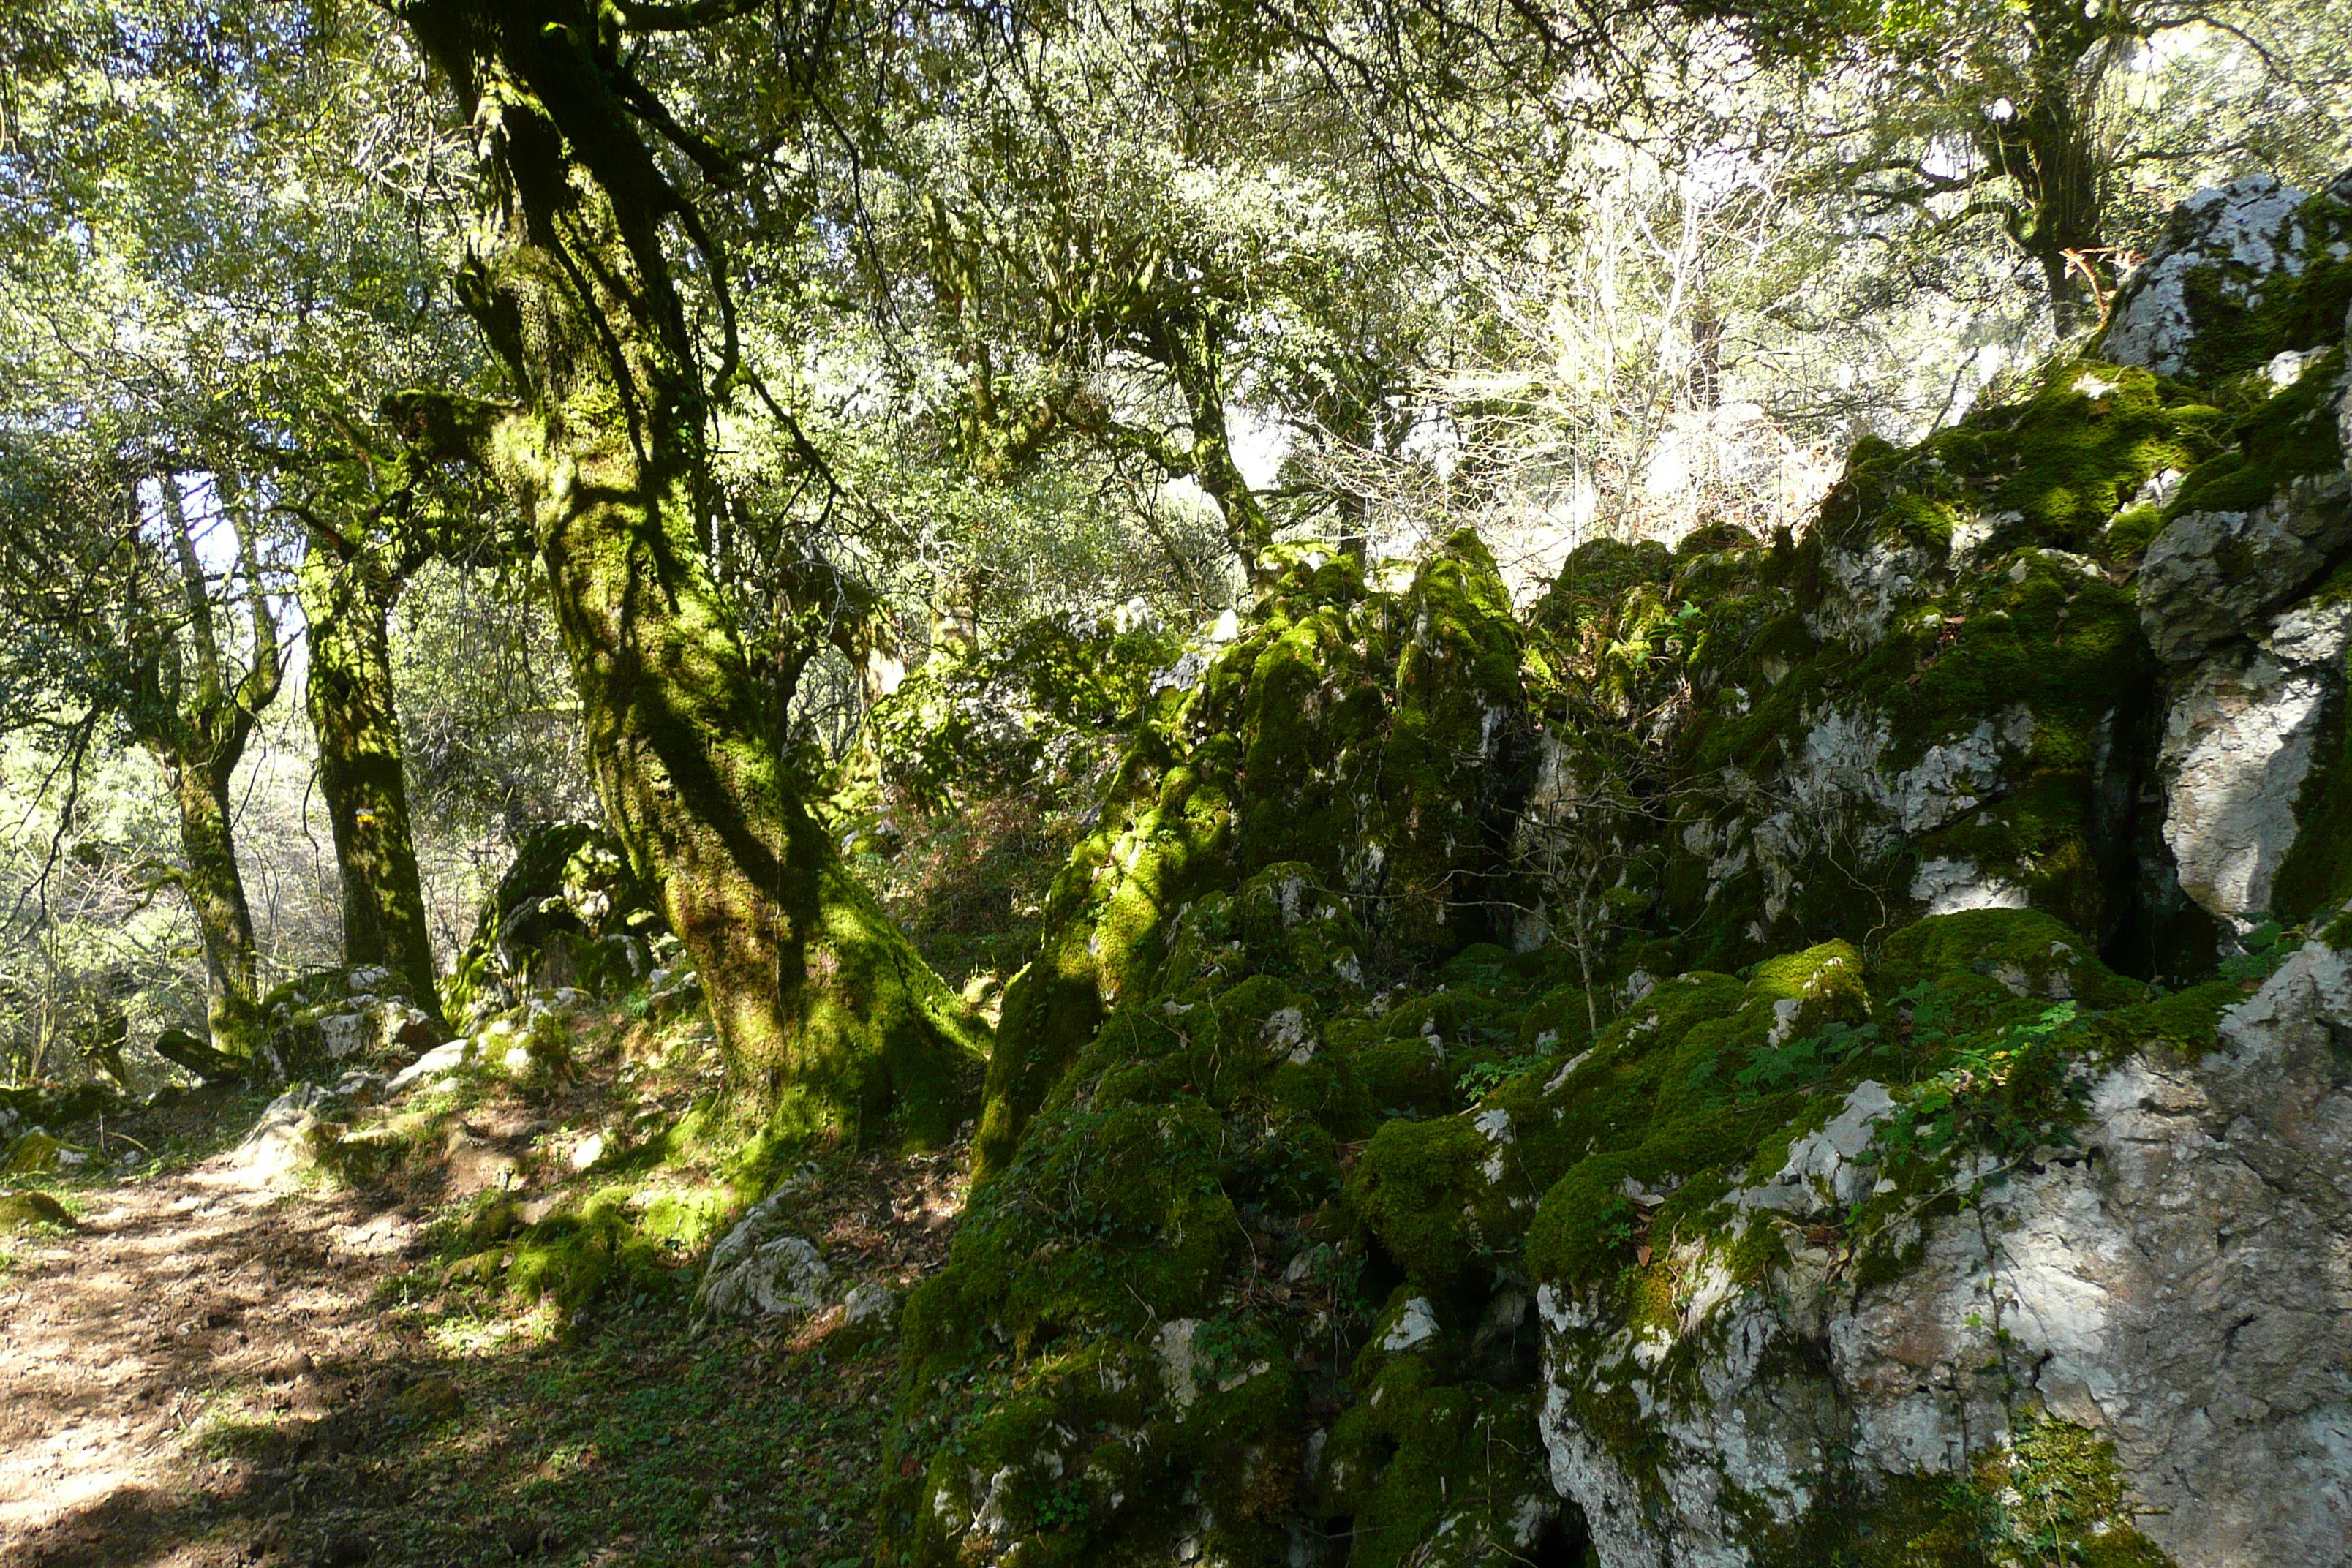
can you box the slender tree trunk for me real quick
[300,541,445,1022]
[397,0,985,1139]
[140,470,283,1068]
[1164,323,1274,571]
[165,755,268,1060]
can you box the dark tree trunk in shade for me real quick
[300,540,445,1023]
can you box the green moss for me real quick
[1520,913,2148,1307]
[1349,1117,1489,1287]
[977,536,1531,1177]
[2102,502,2165,561]
[2154,189,2352,385]
[0,1189,77,1232]
[2165,344,2347,520]
[1875,909,2138,1006]
[1316,1357,1555,1568]
[1380,531,1531,957]
[443,1194,675,1316]
[1817,361,2217,559]
[1531,535,1674,641]
[1798,1415,2176,1568]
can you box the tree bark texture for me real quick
[396,0,985,1140]
[299,540,445,1021]
[167,757,268,1061]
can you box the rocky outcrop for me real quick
[1537,932,2352,1568]
[873,174,2352,1568]
[255,964,444,1084]
[2100,172,2352,384]
[968,534,1533,1178]
[2121,185,2352,933]
[1523,361,2200,976]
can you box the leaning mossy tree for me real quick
[287,402,525,1030]
[391,0,987,1139]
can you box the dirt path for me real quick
[1,1138,421,1568]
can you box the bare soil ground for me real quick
[1,1024,965,1568]
[1,1117,423,1567]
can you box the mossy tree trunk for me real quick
[167,754,268,1060]
[396,0,985,1139]
[1978,0,2128,335]
[135,472,282,1064]
[298,537,444,1022]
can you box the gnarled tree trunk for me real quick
[396,0,985,1140]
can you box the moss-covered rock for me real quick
[1494,355,2266,992]
[878,176,2352,1568]
[1532,928,2346,1568]
[883,538,1569,1567]
[2101,172,2352,385]
[973,534,1531,1180]
[0,1188,77,1232]
[447,822,666,1022]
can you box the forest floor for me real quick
[0,1015,963,1568]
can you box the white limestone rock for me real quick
[1537,940,2352,1567]
[2138,467,2352,665]
[1907,856,2031,916]
[2102,175,2311,378]
[1735,1080,1896,1215]
[2159,595,2352,924]
[235,1082,339,1183]
[1809,538,1934,648]
[843,1281,899,1331]
[386,1038,472,1095]
[696,1191,833,1319]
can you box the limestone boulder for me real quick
[2158,595,2351,924]
[696,1191,832,1320]
[1537,938,2352,1568]
[2139,466,2352,664]
[2100,173,2348,382]
[229,1069,395,1183]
